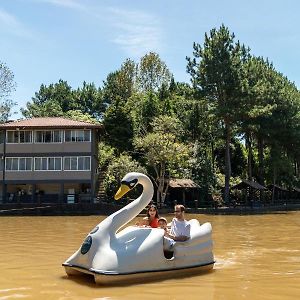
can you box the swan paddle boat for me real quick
[63,172,214,284]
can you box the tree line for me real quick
[1,25,299,205]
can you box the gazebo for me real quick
[292,187,300,203]
[267,184,289,204]
[231,180,267,206]
[167,179,200,208]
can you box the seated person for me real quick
[158,217,169,233]
[163,204,190,250]
[135,204,159,228]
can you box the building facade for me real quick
[0,117,102,205]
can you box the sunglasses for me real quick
[174,210,182,213]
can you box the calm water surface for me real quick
[0,212,299,300]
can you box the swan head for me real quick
[114,172,145,200]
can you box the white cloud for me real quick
[0,8,35,39]
[38,0,87,12]
[107,7,162,58]
[28,1,163,58]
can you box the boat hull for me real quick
[64,261,215,285]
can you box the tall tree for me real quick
[240,56,277,182]
[21,80,75,117]
[73,82,104,119]
[103,98,134,153]
[0,61,16,122]
[21,80,104,119]
[134,115,191,206]
[136,52,172,93]
[102,58,136,106]
[187,25,249,203]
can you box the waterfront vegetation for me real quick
[1,25,300,206]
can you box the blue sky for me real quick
[1,0,300,118]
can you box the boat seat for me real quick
[163,250,174,259]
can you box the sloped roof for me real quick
[231,180,266,190]
[169,179,200,188]
[267,184,289,192]
[0,117,102,129]
[293,187,300,193]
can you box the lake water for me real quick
[0,212,299,299]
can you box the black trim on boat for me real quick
[63,261,215,276]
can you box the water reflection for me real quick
[0,212,299,299]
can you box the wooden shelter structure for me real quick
[292,187,300,203]
[267,184,289,204]
[167,179,200,208]
[231,180,267,206]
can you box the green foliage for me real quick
[189,141,217,190]
[0,61,16,100]
[0,99,17,123]
[126,92,161,135]
[98,142,116,169]
[14,27,300,203]
[137,52,172,93]
[0,61,17,123]
[134,115,191,203]
[65,110,100,124]
[22,80,74,118]
[102,59,136,106]
[103,100,134,153]
[187,24,248,122]
[21,79,104,119]
[73,82,104,119]
[214,138,247,177]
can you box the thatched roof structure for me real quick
[169,179,200,189]
[231,180,266,191]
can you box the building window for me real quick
[35,130,62,143]
[7,131,32,143]
[34,157,62,171]
[6,157,32,171]
[64,156,91,171]
[64,130,91,142]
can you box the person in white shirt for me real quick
[163,204,190,250]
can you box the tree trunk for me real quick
[211,139,215,170]
[257,136,264,185]
[272,167,276,204]
[224,123,232,204]
[246,133,253,180]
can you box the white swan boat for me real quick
[63,172,214,284]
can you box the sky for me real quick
[1,0,300,119]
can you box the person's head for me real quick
[158,217,167,229]
[174,204,185,220]
[147,204,159,219]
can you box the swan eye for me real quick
[121,178,138,189]
[128,178,138,189]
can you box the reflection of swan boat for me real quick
[63,172,214,284]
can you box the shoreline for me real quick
[0,202,300,216]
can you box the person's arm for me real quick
[174,235,189,242]
[135,217,149,227]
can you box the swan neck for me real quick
[103,175,154,234]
